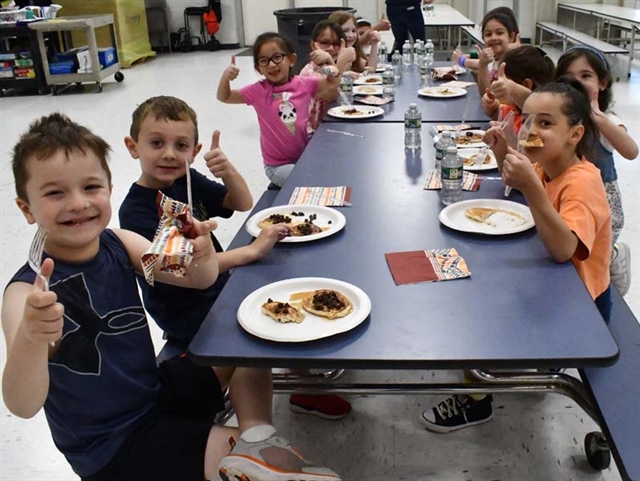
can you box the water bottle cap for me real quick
[442,131,452,137]
[447,146,457,153]
[409,103,417,108]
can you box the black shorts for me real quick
[83,355,226,481]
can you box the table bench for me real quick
[580,287,640,481]
[536,21,629,55]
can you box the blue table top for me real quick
[189,122,619,370]
[324,62,489,123]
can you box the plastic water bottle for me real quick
[428,4,436,17]
[402,40,412,67]
[441,145,463,205]
[435,131,454,171]
[382,65,395,101]
[378,41,388,66]
[391,50,402,79]
[339,76,353,105]
[404,103,422,150]
[414,40,425,67]
[425,38,435,68]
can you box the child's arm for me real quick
[336,40,357,73]
[216,224,292,273]
[217,55,245,104]
[482,88,500,119]
[502,148,578,262]
[489,64,531,110]
[366,31,380,70]
[203,130,252,212]
[590,94,639,160]
[115,218,219,289]
[2,259,62,418]
[476,45,495,97]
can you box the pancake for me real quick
[465,207,527,227]
[291,222,323,236]
[261,298,305,324]
[257,213,293,230]
[302,289,353,320]
[519,138,544,148]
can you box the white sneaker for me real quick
[610,242,631,296]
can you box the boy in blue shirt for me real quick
[2,113,341,481]
[119,97,340,480]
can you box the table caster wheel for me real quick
[51,85,58,96]
[97,82,103,92]
[114,71,124,82]
[584,431,611,471]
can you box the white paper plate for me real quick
[439,199,534,235]
[245,204,346,243]
[459,148,498,171]
[237,277,372,342]
[327,106,384,119]
[434,130,487,149]
[418,86,467,98]
[375,66,386,72]
[354,75,382,85]
[431,65,466,76]
[353,85,383,96]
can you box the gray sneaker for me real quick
[610,242,631,296]
[218,434,341,481]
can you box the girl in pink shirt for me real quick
[217,32,340,187]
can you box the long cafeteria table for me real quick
[190,121,618,413]
[423,3,476,50]
[324,62,489,123]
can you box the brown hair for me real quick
[130,96,199,143]
[503,45,555,89]
[327,11,367,73]
[12,113,112,201]
[252,32,296,75]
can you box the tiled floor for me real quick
[0,47,638,481]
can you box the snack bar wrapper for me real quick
[141,192,196,285]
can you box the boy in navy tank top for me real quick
[2,114,342,481]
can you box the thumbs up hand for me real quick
[476,44,494,67]
[204,130,236,180]
[223,54,240,81]
[482,87,500,114]
[337,39,356,67]
[22,258,63,346]
[489,63,512,103]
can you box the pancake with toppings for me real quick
[261,298,305,324]
[301,290,353,320]
[257,213,293,229]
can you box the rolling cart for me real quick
[28,14,124,94]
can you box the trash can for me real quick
[274,7,355,75]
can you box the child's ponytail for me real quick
[535,76,599,160]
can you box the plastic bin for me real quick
[273,7,355,75]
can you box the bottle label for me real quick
[441,166,462,180]
[340,82,352,93]
[405,118,422,129]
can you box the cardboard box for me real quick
[0,67,14,78]
[56,0,155,68]
[14,67,35,79]
[98,47,116,68]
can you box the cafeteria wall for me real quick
[155,0,635,49]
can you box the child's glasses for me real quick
[257,53,287,67]
[316,40,342,50]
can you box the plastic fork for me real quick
[475,110,515,166]
[28,226,55,346]
[185,157,193,219]
[504,114,535,198]
[28,225,48,291]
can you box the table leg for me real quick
[35,31,52,87]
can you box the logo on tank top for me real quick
[48,273,147,375]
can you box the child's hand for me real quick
[452,48,462,63]
[337,40,356,65]
[369,30,381,44]
[204,130,237,180]
[189,218,218,259]
[377,13,391,31]
[589,89,604,117]
[249,224,292,261]
[484,124,508,163]
[310,48,333,66]
[482,88,500,112]
[22,258,63,346]
[223,55,240,82]
[502,147,537,192]
[476,45,494,67]
[507,33,522,51]
[489,63,512,102]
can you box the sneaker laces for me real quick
[435,395,467,419]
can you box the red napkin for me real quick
[385,248,471,285]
